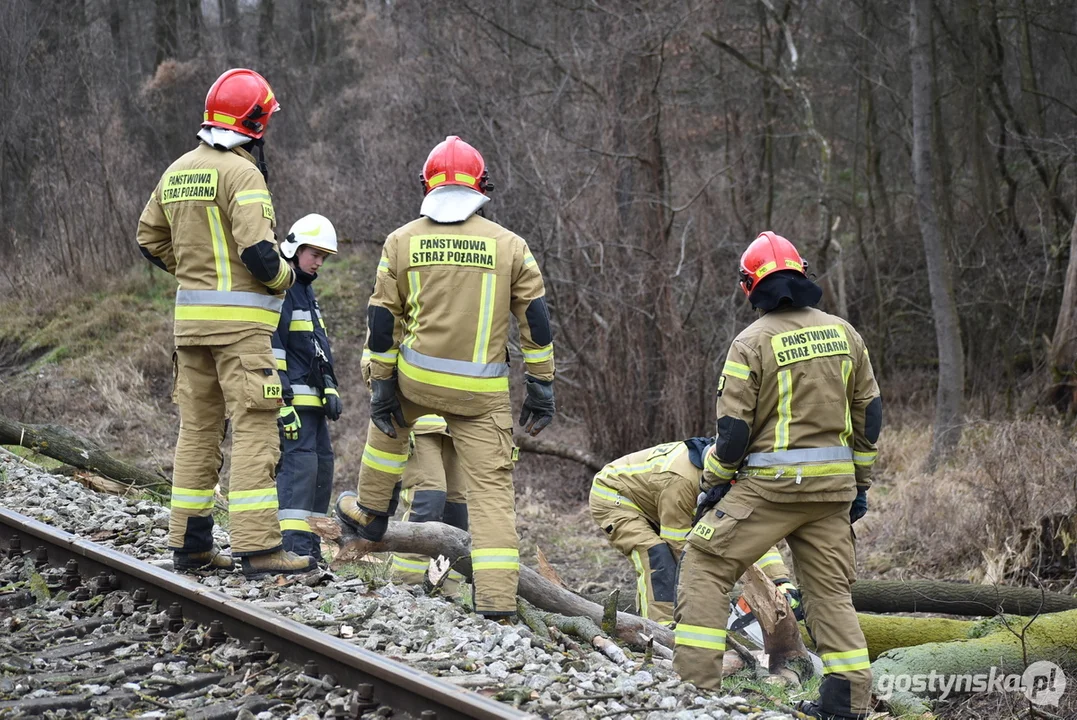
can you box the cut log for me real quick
[740,565,815,683]
[801,613,990,661]
[0,416,170,496]
[871,609,1077,715]
[309,517,674,654]
[513,435,604,473]
[851,579,1077,616]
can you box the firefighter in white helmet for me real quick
[272,213,341,561]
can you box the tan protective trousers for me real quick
[591,497,791,625]
[170,334,283,556]
[391,432,468,590]
[673,482,871,716]
[356,396,518,615]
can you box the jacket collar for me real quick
[420,185,490,224]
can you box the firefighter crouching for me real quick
[590,438,799,625]
[391,414,469,591]
[337,135,556,619]
[137,68,316,576]
[673,232,881,720]
[272,213,341,562]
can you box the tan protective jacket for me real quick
[366,214,553,415]
[704,306,880,503]
[137,142,294,346]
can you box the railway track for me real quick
[0,506,530,720]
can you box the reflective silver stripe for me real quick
[744,446,853,467]
[291,384,319,396]
[176,289,283,312]
[277,509,310,520]
[309,511,328,518]
[399,345,508,378]
[273,348,288,360]
[291,309,313,321]
[230,494,276,506]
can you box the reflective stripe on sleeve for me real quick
[659,525,691,542]
[853,451,878,467]
[235,189,272,206]
[362,348,399,365]
[755,551,783,568]
[704,450,736,481]
[722,361,751,380]
[523,343,554,364]
[588,480,643,512]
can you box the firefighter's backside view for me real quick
[337,135,556,619]
[673,232,881,720]
[137,68,316,577]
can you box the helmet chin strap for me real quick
[246,138,269,183]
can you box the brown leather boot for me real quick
[173,547,234,572]
[240,550,317,578]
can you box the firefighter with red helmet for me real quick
[337,135,556,619]
[673,233,881,720]
[137,68,317,577]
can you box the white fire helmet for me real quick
[281,213,338,258]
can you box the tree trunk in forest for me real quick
[154,0,178,66]
[310,518,675,654]
[1048,211,1077,414]
[851,579,1077,616]
[910,0,964,470]
[218,0,240,62]
[871,609,1077,714]
[0,416,170,496]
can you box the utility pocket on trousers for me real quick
[241,354,284,411]
[170,351,180,405]
[687,500,753,556]
[493,411,516,469]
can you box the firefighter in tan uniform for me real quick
[338,136,556,619]
[590,437,798,625]
[390,414,469,590]
[673,232,881,720]
[137,68,316,577]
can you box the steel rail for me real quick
[0,506,530,720]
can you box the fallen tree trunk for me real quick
[512,435,604,473]
[871,609,1077,715]
[0,416,170,495]
[310,517,673,653]
[802,613,992,661]
[851,579,1077,615]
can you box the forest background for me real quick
[2,0,1077,611]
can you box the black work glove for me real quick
[775,579,805,621]
[370,376,406,438]
[693,482,733,525]
[519,376,555,436]
[322,375,343,421]
[850,486,869,524]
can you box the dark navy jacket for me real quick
[272,266,335,410]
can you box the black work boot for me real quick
[795,677,869,720]
[240,550,317,578]
[335,491,388,541]
[173,546,234,572]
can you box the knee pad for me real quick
[646,544,677,603]
[443,501,469,531]
[409,490,447,523]
[387,482,403,516]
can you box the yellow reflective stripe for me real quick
[170,487,215,510]
[391,556,429,574]
[377,257,390,274]
[448,570,466,582]
[398,354,509,393]
[673,623,726,651]
[659,526,691,541]
[404,271,422,346]
[821,648,871,674]
[276,359,288,370]
[210,112,237,125]
[472,548,520,571]
[630,549,649,619]
[756,551,783,568]
[292,395,322,408]
[747,463,856,478]
[280,518,311,532]
[206,207,231,292]
[840,359,853,447]
[265,260,291,291]
[853,451,878,467]
[414,414,448,430]
[235,189,272,206]
[705,450,736,480]
[523,343,554,363]
[723,361,751,380]
[363,348,400,365]
[323,387,339,397]
[455,172,476,185]
[362,446,408,475]
[427,172,447,188]
[523,252,537,267]
[774,369,792,452]
[754,261,776,278]
[175,305,279,328]
[472,273,496,363]
[589,482,644,512]
[289,319,315,332]
[229,488,278,512]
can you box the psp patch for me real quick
[263,383,282,400]
[693,523,714,540]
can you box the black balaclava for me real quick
[749,270,823,312]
